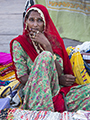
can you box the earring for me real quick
[25,23,28,30]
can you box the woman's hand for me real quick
[59,74,76,86]
[30,29,49,46]
[29,29,53,53]
[19,74,29,85]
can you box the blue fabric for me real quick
[0,80,11,86]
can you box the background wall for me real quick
[0,0,83,53]
[0,0,26,53]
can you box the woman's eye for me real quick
[29,18,34,21]
[38,18,43,22]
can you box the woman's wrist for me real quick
[59,75,65,85]
[44,44,53,54]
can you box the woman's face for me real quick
[26,11,44,32]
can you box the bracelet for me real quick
[53,54,56,60]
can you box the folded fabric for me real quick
[0,71,16,81]
[0,108,9,120]
[0,79,20,97]
[0,67,14,76]
[66,46,90,85]
[73,110,90,120]
[0,96,11,110]
[0,52,12,65]
[0,62,13,71]
[0,80,11,86]
[1,70,14,77]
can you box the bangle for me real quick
[53,54,56,60]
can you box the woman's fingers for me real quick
[65,74,76,82]
[59,74,76,86]
[30,29,40,39]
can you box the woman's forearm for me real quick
[55,60,63,78]
[44,44,63,77]
[44,44,54,54]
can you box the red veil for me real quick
[10,4,73,75]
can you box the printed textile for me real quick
[66,83,90,112]
[35,0,90,42]
[12,41,63,111]
[7,108,75,120]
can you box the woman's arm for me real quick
[12,41,31,85]
[43,43,63,77]
[30,30,63,77]
[53,53,75,86]
[30,30,75,86]
[54,60,63,77]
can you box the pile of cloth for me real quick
[0,52,16,84]
[0,52,20,100]
[66,42,90,85]
[0,52,23,119]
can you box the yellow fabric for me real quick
[0,63,13,71]
[0,80,20,98]
[66,46,75,56]
[66,47,90,85]
[0,71,16,81]
[0,70,20,97]
[0,61,22,106]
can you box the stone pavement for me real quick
[0,0,83,53]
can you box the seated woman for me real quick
[10,4,90,112]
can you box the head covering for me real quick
[23,0,35,24]
[10,4,73,75]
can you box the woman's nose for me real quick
[33,21,38,26]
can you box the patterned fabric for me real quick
[0,108,9,120]
[12,41,33,78]
[0,52,12,65]
[35,0,90,42]
[0,62,14,76]
[12,41,63,111]
[0,80,11,86]
[7,108,75,120]
[12,41,63,79]
[66,83,90,112]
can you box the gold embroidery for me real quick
[58,2,62,7]
[47,0,90,14]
